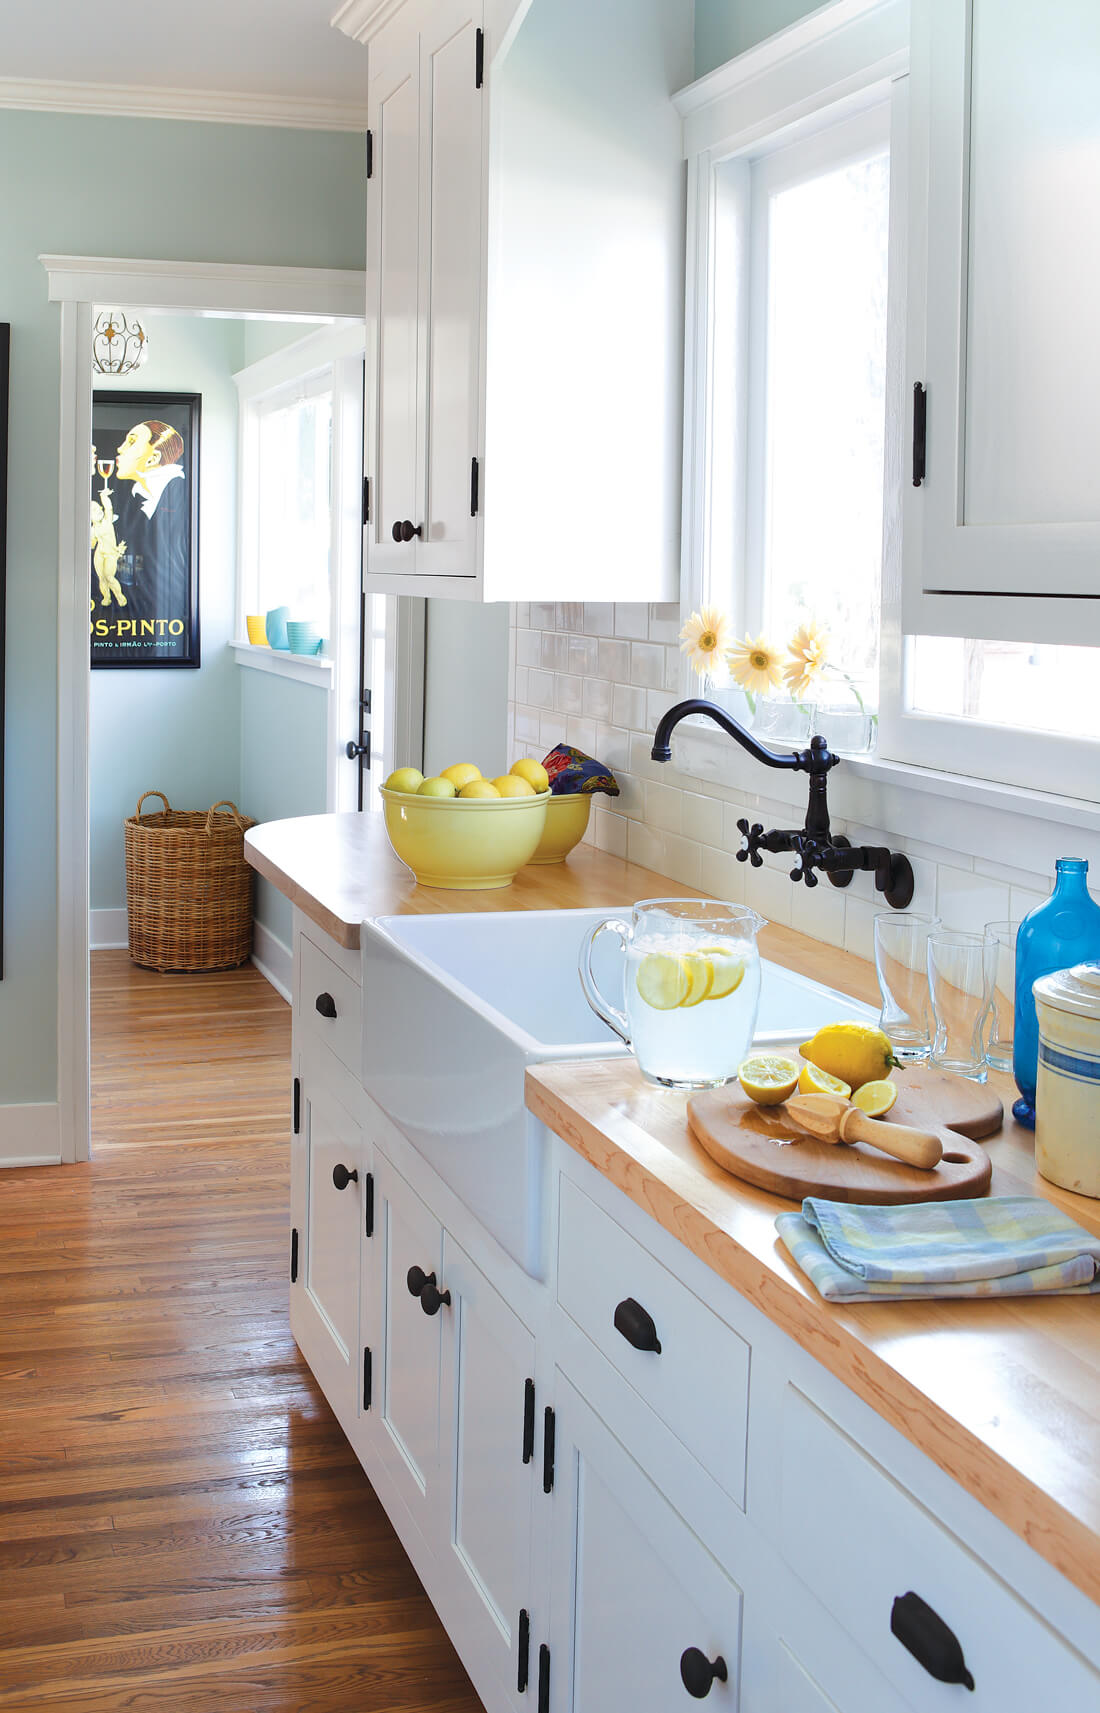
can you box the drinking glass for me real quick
[927,930,996,1082]
[983,920,1019,1073]
[580,898,765,1089]
[873,912,942,1063]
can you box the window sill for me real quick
[229,640,333,686]
[662,718,1100,878]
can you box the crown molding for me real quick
[0,75,368,132]
[40,255,366,318]
[330,0,408,46]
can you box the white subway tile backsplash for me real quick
[539,714,567,748]
[541,631,568,672]
[598,637,630,682]
[527,669,554,710]
[569,635,599,678]
[645,778,681,834]
[517,628,541,668]
[744,863,793,928]
[582,677,614,723]
[843,895,881,964]
[596,806,629,859]
[681,791,724,849]
[648,603,681,645]
[612,683,648,732]
[515,707,541,744]
[698,845,746,905]
[1009,886,1045,923]
[615,771,645,819]
[935,864,1011,932]
[791,880,846,951]
[530,602,556,631]
[630,642,666,689]
[584,603,616,636]
[566,717,597,754]
[595,723,630,773]
[614,603,649,640]
[514,666,529,704]
[560,603,584,633]
[646,688,678,728]
[555,674,583,714]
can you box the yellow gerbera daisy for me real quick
[784,620,829,697]
[727,633,784,696]
[679,607,732,679]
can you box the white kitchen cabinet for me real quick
[343,0,691,603]
[903,0,1100,645]
[547,1375,742,1713]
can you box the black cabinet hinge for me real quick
[366,128,374,178]
[537,1643,550,1713]
[292,1075,301,1135]
[470,455,480,518]
[542,1405,555,1494]
[912,382,927,487]
[364,1171,375,1238]
[290,1227,299,1284]
[362,475,371,526]
[522,1377,535,1464]
[517,1609,530,1693]
[475,27,485,88]
[363,1346,373,1410]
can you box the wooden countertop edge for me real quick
[525,1069,1100,1608]
[244,834,361,949]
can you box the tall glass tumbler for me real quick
[873,912,942,1063]
[983,921,1019,1073]
[927,930,996,1082]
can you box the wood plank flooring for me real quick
[0,952,483,1712]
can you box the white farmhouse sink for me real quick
[361,908,874,1276]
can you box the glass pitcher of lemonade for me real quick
[580,899,765,1089]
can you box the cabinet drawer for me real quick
[780,1387,1100,1709]
[299,932,361,1075]
[557,1176,750,1507]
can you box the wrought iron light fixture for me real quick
[91,310,149,376]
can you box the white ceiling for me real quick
[0,0,371,128]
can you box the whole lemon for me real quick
[799,1022,897,1090]
[510,758,550,793]
[417,776,457,797]
[458,779,501,798]
[493,775,536,797]
[441,763,482,789]
[385,766,424,793]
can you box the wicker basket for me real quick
[124,792,257,973]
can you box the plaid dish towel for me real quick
[775,1196,1100,1301]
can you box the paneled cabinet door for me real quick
[290,1078,366,1434]
[439,1234,538,1708]
[366,1154,445,1545]
[365,0,484,589]
[904,0,1100,640]
[548,1377,743,1713]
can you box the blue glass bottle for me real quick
[1013,858,1100,1127]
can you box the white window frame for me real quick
[676,0,1100,817]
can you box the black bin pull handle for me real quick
[614,1296,662,1354]
[315,992,337,1019]
[891,1591,974,1691]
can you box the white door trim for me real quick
[48,257,366,1164]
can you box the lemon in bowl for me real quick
[379,775,549,889]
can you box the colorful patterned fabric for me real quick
[775,1196,1100,1300]
[542,744,620,797]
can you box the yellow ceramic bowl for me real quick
[528,792,592,864]
[379,786,550,889]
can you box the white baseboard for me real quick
[0,1103,62,1166]
[251,919,293,1004]
[90,906,128,950]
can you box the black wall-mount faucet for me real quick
[650,698,914,910]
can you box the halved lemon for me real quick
[635,953,688,1010]
[738,1053,800,1106]
[680,953,714,1008]
[798,1063,852,1099]
[697,945,746,1000]
[851,1079,898,1118]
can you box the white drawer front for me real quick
[780,1387,1100,1709]
[299,931,361,1076]
[557,1176,750,1507]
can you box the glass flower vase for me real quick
[749,696,816,745]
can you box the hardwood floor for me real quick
[0,952,483,1712]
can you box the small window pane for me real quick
[762,151,889,703]
[909,637,1100,740]
[256,390,333,618]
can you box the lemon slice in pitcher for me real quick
[697,945,746,1000]
[679,953,715,1008]
[635,953,688,1010]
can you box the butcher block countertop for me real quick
[246,810,1100,1606]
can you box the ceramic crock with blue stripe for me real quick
[1034,963,1100,1199]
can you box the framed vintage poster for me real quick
[90,390,200,668]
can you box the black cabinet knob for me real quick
[420,1279,452,1315]
[614,1296,662,1354]
[331,1163,358,1191]
[345,739,370,760]
[315,992,337,1019]
[891,1592,974,1690]
[391,519,423,543]
[406,1265,434,1299]
[679,1648,728,1698]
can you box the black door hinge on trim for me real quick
[362,476,371,526]
[292,1075,301,1135]
[537,1643,550,1713]
[363,1347,373,1410]
[290,1227,299,1284]
[542,1405,555,1494]
[912,382,927,487]
[366,129,374,178]
[517,1609,530,1693]
[475,27,485,87]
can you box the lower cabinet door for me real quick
[368,1154,444,1544]
[290,1076,366,1433]
[439,1233,538,1707]
[549,1377,743,1713]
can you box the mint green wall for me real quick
[239,670,329,950]
[695,0,824,76]
[0,108,364,1107]
[241,319,330,367]
[90,315,245,915]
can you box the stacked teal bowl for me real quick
[286,621,322,656]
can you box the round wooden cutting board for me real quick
[687,1064,1002,1204]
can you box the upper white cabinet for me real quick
[341,0,692,603]
[903,0,1100,644]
